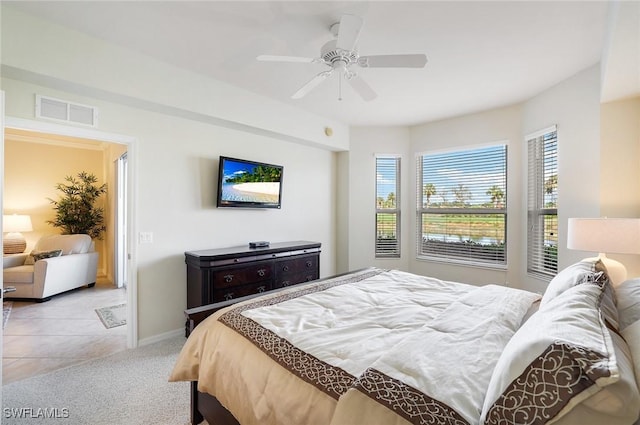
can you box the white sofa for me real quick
[3,234,98,302]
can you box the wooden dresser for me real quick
[185,241,321,309]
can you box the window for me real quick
[376,155,400,258]
[527,126,558,278]
[417,144,507,266]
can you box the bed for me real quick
[170,262,640,425]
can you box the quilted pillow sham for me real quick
[480,272,639,425]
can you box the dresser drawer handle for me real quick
[257,269,266,277]
[282,265,289,272]
[306,260,312,268]
[306,275,314,281]
[257,285,266,293]
[282,280,291,287]
[224,292,234,301]
[224,274,234,283]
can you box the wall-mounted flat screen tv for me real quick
[216,156,283,209]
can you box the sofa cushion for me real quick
[3,265,35,284]
[34,234,92,255]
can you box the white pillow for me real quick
[539,259,604,308]
[621,319,640,388]
[616,278,640,330]
[480,274,639,425]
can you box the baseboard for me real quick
[137,328,184,347]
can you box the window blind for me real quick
[376,156,400,258]
[527,126,558,279]
[417,144,507,265]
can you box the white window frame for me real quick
[527,125,558,280]
[375,155,401,258]
[416,143,508,267]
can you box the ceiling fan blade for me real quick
[336,14,363,51]
[257,55,316,63]
[347,74,377,102]
[292,71,332,99]
[359,54,428,68]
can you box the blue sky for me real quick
[421,145,506,206]
[221,158,253,180]
[377,146,507,205]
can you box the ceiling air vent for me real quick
[35,95,98,127]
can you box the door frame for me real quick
[3,116,139,348]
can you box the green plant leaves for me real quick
[46,171,107,239]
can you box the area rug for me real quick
[3,301,12,329]
[95,303,126,329]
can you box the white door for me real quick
[115,152,128,288]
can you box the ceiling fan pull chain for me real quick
[338,70,343,101]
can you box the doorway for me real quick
[3,117,138,348]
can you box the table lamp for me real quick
[3,214,33,254]
[567,217,640,286]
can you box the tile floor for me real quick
[2,279,127,384]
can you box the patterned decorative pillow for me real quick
[480,272,639,425]
[23,249,63,265]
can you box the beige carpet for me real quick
[2,335,197,424]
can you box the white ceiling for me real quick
[6,1,625,126]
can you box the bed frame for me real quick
[185,292,282,425]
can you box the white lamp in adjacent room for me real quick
[3,214,33,254]
[567,217,640,286]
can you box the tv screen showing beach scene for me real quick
[217,157,283,208]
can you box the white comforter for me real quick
[170,268,540,425]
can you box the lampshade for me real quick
[567,217,640,286]
[3,214,33,233]
[3,214,33,254]
[567,218,640,254]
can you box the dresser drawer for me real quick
[275,255,318,275]
[212,263,272,289]
[274,254,319,289]
[213,281,270,302]
[274,270,319,289]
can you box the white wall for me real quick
[1,6,341,342]
[340,127,411,272]
[520,65,601,293]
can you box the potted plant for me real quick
[47,171,108,239]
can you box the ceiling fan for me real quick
[257,14,428,101]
